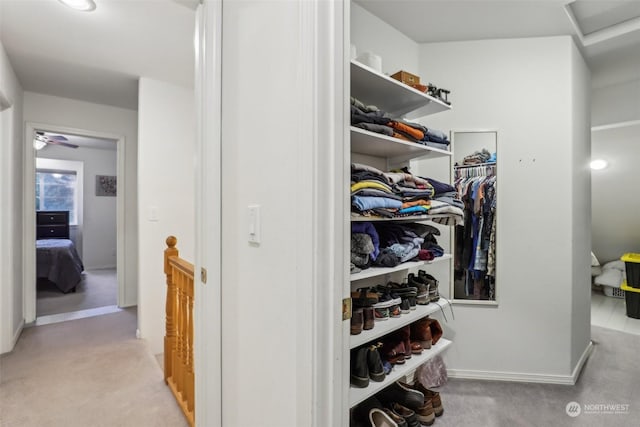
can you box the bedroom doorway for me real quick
[23,123,128,324]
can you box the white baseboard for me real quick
[570,341,594,383]
[448,341,594,385]
[4,319,25,354]
[85,265,117,271]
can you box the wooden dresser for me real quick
[36,210,70,239]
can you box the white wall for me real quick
[570,42,592,370]
[416,36,591,380]
[0,40,24,353]
[37,145,117,269]
[592,79,640,127]
[23,92,138,306]
[137,77,195,355]
[351,2,419,77]
[219,1,323,425]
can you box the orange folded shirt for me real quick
[401,199,431,209]
[389,121,424,141]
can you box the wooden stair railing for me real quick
[164,236,195,426]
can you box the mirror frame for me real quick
[449,129,499,306]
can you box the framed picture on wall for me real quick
[96,175,117,197]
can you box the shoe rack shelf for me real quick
[351,60,451,119]
[351,214,454,223]
[351,127,452,160]
[348,53,455,412]
[350,299,449,349]
[350,254,452,283]
[349,338,452,408]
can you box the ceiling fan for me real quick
[33,131,79,150]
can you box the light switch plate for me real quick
[248,204,261,244]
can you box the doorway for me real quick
[23,123,127,324]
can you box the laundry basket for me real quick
[621,253,640,288]
[603,285,625,299]
[621,281,640,319]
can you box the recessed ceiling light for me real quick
[590,159,608,170]
[58,0,96,12]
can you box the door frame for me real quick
[194,2,222,426]
[23,121,126,322]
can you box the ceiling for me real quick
[355,0,640,89]
[39,131,117,151]
[0,0,197,110]
[1,0,638,110]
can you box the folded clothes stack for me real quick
[350,96,450,149]
[351,162,464,225]
[350,220,446,273]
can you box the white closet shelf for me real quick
[351,60,451,119]
[350,299,449,349]
[351,254,452,282]
[351,214,451,223]
[351,127,451,160]
[350,338,452,407]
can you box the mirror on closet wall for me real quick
[451,130,498,305]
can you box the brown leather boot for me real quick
[409,382,444,417]
[397,325,412,359]
[414,399,435,426]
[410,318,432,349]
[425,318,443,345]
[381,339,406,365]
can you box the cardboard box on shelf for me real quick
[390,70,420,86]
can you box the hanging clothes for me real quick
[453,163,497,300]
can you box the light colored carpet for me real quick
[0,308,188,427]
[433,325,640,426]
[37,269,117,316]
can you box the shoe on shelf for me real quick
[425,317,443,345]
[376,381,425,411]
[400,298,411,314]
[350,346,369,388]
[404,381,444,417]
[367,343,386,382]
[407,273,430,305]
[409,341,423,355]
[382,359,393,375]
[372,292,402,321]
[381,340,406,365]
[383,408,408,427]
[390,403,420,427]
[369,408,399,427]
[374,306,390,321]
[418,271,440,302]
[352,396,385,427]
[389,304,402,318]
[351,287,379,308]
[395,325,412,360]
[413,399,435,426]
[387,282,418,311]
[410,317,433,349]
[351,308,364,335]
[363,306,375,330]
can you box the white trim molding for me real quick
[194,2,222,427]
[448,341,594,385]
[564,3,640,47]
[299,0,350,426]
[592,119,640,132]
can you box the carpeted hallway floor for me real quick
[433,325,640,426]
[37,268,118,316]
[0,308,188,427]
[2,310,639,426]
